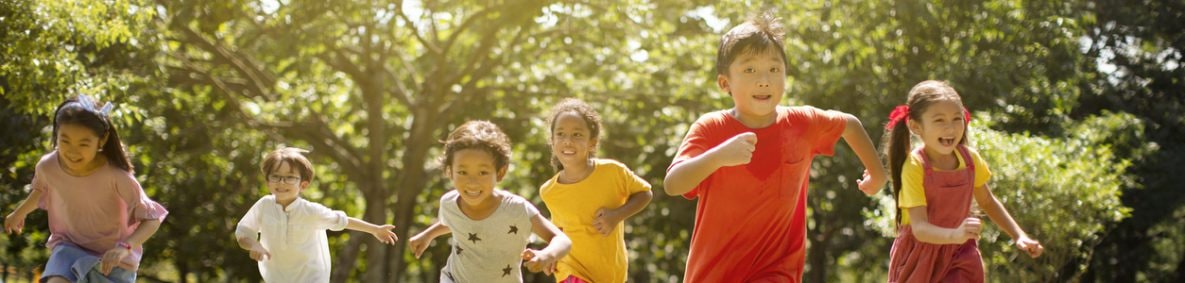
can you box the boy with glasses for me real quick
[235,147,398,282]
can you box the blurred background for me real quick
[1,0,1181,282]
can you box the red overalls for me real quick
[887,145,985,283]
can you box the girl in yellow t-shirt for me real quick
[539,98,653,283]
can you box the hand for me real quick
[371,224,398,244]
[5,211,27,234]
[857,169,885,196]
[521,249,558,275]
[1015,236,1044,258]
[592,208,623,236]
[248,244,271,261]
[955,217,982,242]
[99,246,132,275]
[709,132,757,167]
[409,231,433,259]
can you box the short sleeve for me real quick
[669,114,717,199]
[32,154,53,210]
[804,107,848,156]
[308,202,349,231]
[235,198,266,240]
[898,154,927,209]
[611,161,652,196]
[115,171,169,222]
[968,149,992,189]
[439,192,453,228]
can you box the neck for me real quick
[558,158,594,183]
[276,197,297,209]
[731,108,777,129]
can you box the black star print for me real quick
[455,246,464,255]
[508,225,518,234]
[468,233,482,243]
[502,265,512,277]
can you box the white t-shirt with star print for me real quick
[438,190,539,283]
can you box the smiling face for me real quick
[266,161,308,206]
[56,123,106,174]
[550,111,597,169]
[447,148,507,208]
[718,49,786,126]
[908,99,967,157]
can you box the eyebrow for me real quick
[57,134,94,142]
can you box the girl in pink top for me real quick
[883,81,1043,282]
[5,95,168,283]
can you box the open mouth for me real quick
[753,95,773,101]
[463,189,482,198]
[939,137,957,146]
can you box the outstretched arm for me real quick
[973,185,1043,258]
[409,221,451,259]
[840,114,887,196]
[346,217,398,244]
[5,186,42,234]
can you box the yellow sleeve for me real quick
[967,148,992,188]
[898,153,927,208]
[608,159,652,195]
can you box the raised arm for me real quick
[973,184,1043,257]
[840,114,888,195]
[664,132,757,196]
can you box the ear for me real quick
[589,138,598,154]
[716,74,730,94]
[496,166,509,182]
[906,119,921,136]
[299,180,311,190]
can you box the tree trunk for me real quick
[386,106,439,280]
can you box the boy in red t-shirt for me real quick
[664,12,887,283]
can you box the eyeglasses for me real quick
[267,175,301,185]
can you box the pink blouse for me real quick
[33,151,169,271]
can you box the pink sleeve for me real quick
[669,116,716,200]
[116,172,169,222]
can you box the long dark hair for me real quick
[883,80,967,227]
[52,94,134,172]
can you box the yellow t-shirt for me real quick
[539,159,652,283]
[898,147,991,225]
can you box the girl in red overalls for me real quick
[883,80,1044,282]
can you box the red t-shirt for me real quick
[670,106,846,282]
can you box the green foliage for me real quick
[2,0,1181,282]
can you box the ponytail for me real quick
[883,105,912,228]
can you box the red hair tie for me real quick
[963,109,972,126]
[886,105,909,131]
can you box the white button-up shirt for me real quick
[235,195,348,282]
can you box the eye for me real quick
[770,67,781,73]
[744,67,756,73]
[574,133,583,137]
[479,170,490,176]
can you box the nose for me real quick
[757,73,771,88]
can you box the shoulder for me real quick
[35,151,58,172]
[782,106,848,121]
[691,110,731,128]
[498,191,539,216]
[440,190,460,206]
[594,158,630,172]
